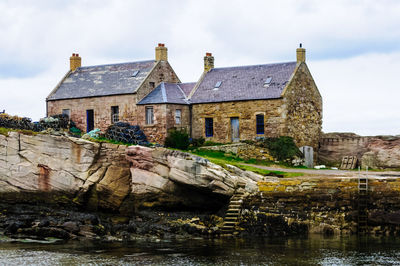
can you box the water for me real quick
[1,235,400,265]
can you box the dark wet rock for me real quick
[18,227,70,240]
[62,221,80,233]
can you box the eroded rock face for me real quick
[0,132,259,214]
[125,146,259,211]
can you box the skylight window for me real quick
[264,76,272,87]
[132,70,140,77]
[214,81,222,88]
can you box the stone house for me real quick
[47,44,322,150]
[190,46,322,150]
[46,44,181,137]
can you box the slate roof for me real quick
[137,82,190,105]
[178,82,196,97]
[189,62,297,103]
[47,60,156,100]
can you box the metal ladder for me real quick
[358,166,369,234]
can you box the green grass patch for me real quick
[189,149,303,178]
[0,127,10,136]
[0,127,38,137]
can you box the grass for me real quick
[189,149,303,178]
[0,127,38,137]
[0,127,9,136]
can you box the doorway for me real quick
[230,117,240,142]
[86,109,94,132]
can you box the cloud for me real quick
[0,0,399,135]
[310,51,400,135]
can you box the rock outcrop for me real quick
[0,132,259,213]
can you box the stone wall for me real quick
[47,94,138,132]
[199,143,273,161]
[191,99,285,143]
[138,104,190,143]
[319,133,400,169]
[283,63,322,150]
[47,61,180,133]
[240,177,400,236]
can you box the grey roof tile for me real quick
[47,60,156,100]
[177,82,196,97]
[137,82,189,105]
[190,62,297,103]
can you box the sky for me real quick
[0,0,399,136]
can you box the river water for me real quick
[1,235,400,265]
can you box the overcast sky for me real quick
[0,0,399,136]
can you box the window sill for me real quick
[143,124,157,127]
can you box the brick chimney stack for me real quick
[70,53,81,71]
[155,43,168,61]
[204,52,214,72]
[296,43,306,63]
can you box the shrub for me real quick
[261,136,301,161]
[165,128,190,150]
[190,137,205,147]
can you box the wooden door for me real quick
[231,117,240,142]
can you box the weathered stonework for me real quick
[192,99,286,143]
[199,143,274,161]
[138,104,190,143]
[319,133,400,169]
[47,61,179,133]
[239,177,400,236]
[283,63,322,150]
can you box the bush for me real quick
[261,136,301,161]
[190,137,205,147]
[165,128,190,150]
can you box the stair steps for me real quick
[220,183,246,235]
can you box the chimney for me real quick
[70,53,81,71]
[155,43,168,61]
[204,52,214,72]
[296,43,306,63]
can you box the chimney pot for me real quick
[206,52,212,56]
[72,53,75,57]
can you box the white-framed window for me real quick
[175,109,181,124]
[111,106,119,124]
[62,109,70,117]
[145,106,154,125]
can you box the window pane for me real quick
[205,118,213,137]
[62,109,70,118]
[146,107,154,125]
[111,106,119,123]
[256,114,264,134]
[175,109,181,124]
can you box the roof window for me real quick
[132,70,140,77]
[214,81,222,89]
[264,76,272,87]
